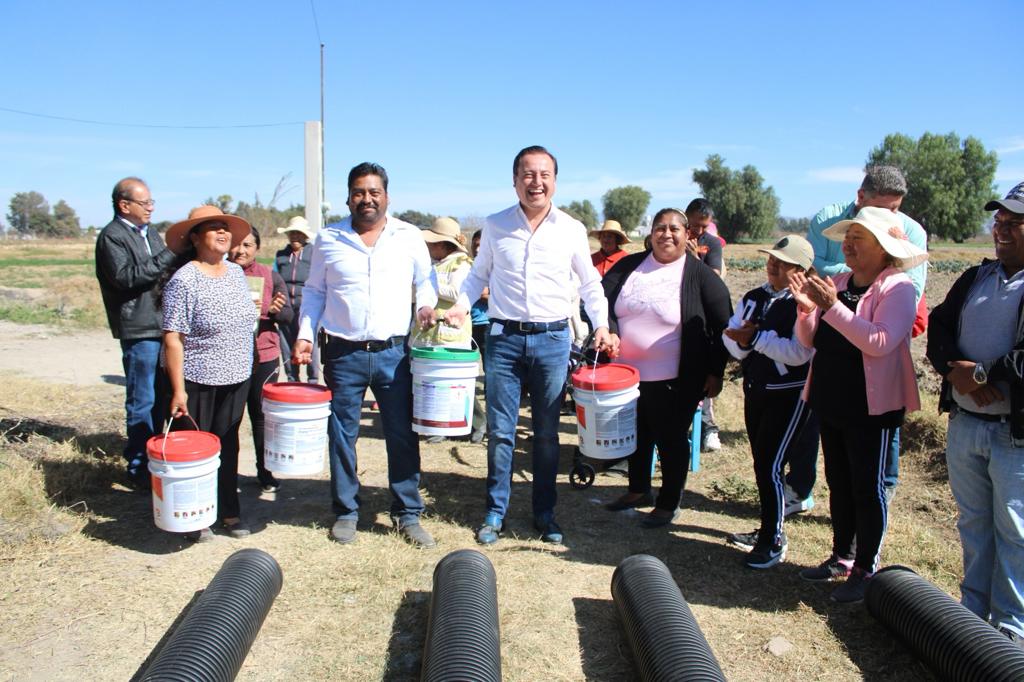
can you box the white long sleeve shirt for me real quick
[298,215,438,342]
[456,204,608,329]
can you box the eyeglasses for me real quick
[993,217,1024,229]
[124,198,156,208]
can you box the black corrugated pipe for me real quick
[141,548,283,682]
[421,549,501,682]
[865,565,1024,682]
[611,554,725,682]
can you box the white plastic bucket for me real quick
[262,382,332,476]
[572,363,641,460]
[146,429,221,533]
[410,346,481,436]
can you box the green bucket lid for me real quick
[410,346,480,362]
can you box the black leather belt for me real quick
[492,319,568,334]
[955,406,1010,423]
[327,334,406,353]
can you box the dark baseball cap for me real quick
[984,181,1024,214]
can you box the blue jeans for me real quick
[322,341,422,525]
[485,326,570,521]
[945,410,1024,637]
[119,338,163,475]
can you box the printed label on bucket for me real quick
[412,380,471,428]
[265,420,328,466]
[153,475,217,530]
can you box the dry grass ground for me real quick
[0,236,974,680]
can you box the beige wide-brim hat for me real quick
[758,234,814,271]
[589,219,632,244]
[276,215,315,240]
[165,205,251,255]
[422,217,467,253]
[822,206,928,272]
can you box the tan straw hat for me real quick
[422,217,467,253]
[164,205,251,255]
[276,215,316,240]
[822,206,928,272]
[758,234,814,270]
[589,219,632,245]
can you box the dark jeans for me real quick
[120,338,165,475]
[485,325,570,520]
[786,421,898,499]
[745,391,814,545]
[820,415,896,572]
[322,338,423,525]
[627,380,701,513]
[246,359,280,485]
[182,378,250,521]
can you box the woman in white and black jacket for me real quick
[722,235,818,569]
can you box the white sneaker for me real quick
[702,431,721,451]
[783,482,814,517]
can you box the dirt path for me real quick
[0,321,125,388]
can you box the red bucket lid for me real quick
[262,382,332,403]
[571,363,639,391]
[146,430,220,462]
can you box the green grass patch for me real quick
[0,258,93,268]
[0,302,89,326]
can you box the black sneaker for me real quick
[999,626,1024,650]
[831,567,872,603]
[728,529,759,551]
[745,533,788,569]
[800,555,854,582]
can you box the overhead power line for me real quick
[310,0,323,45]
[0,106,304,130]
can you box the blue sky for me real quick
[1,0,1020,230]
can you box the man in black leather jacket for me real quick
[95,177,176,488]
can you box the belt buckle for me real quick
[363,340,375,352]
[517,321,531,333]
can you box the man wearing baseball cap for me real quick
[927,181,1024,648]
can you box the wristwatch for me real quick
[973,362,988,385]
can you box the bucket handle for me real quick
[155,413,201,462]
[410,335,481,354]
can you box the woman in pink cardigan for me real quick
[788,206,928,603]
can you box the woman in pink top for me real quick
[601,208,732,527]
[788,206,927,603]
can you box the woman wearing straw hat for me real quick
[275,215,318,383]
[789,205,928,602]
[416,217,487,443]
[590,219,631,276]
[160,205,259,541]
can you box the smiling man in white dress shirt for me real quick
[294,162,438,548]
[447,145,613,545]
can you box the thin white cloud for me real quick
[996,168,1024,183]
[996,137,1024,156]
[805,166,864,183]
